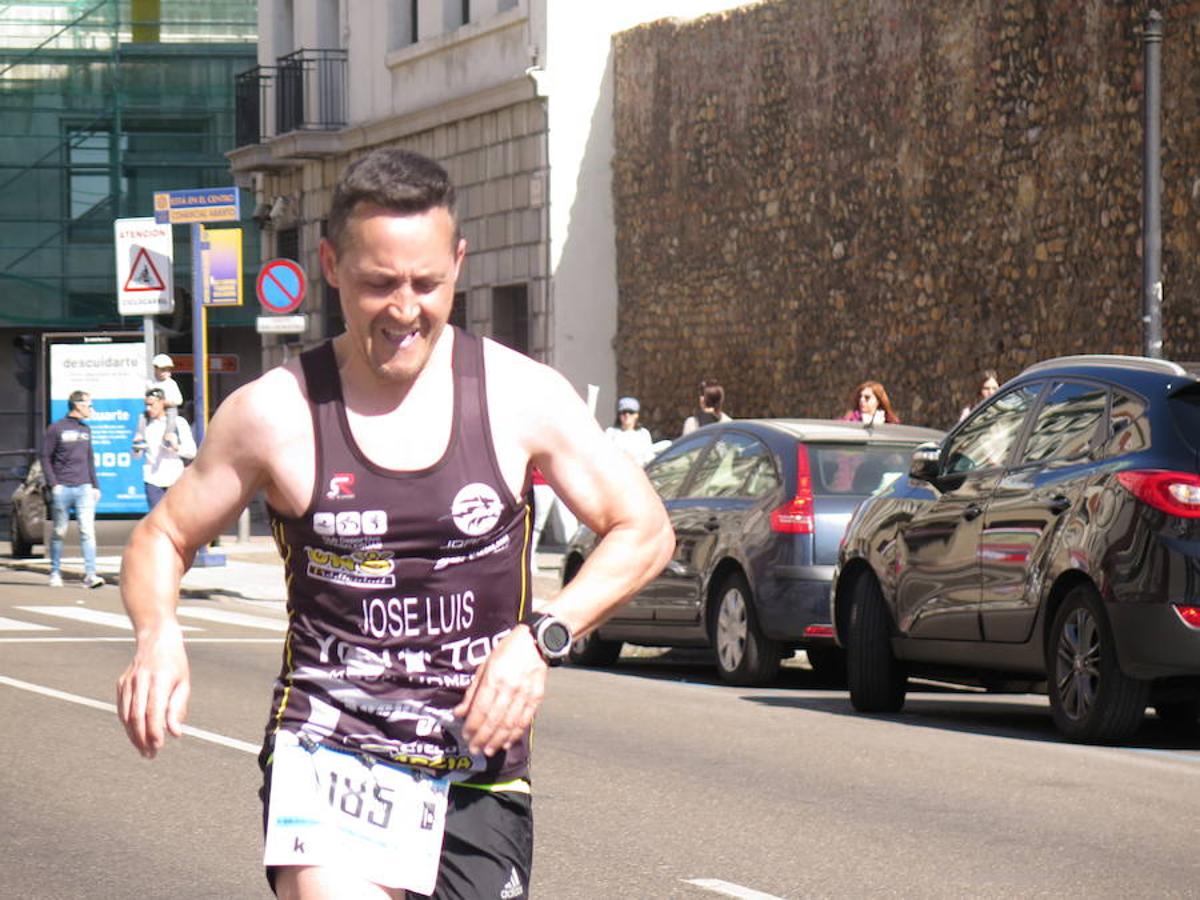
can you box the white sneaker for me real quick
[48,572,63,587]
[83,574,105,589]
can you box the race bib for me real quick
[263,731,449,894]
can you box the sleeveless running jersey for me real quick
[265,329,533,783]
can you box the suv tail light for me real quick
[772,443,814,533]
[1116,470,1200,519]
[1173,605,1200,629]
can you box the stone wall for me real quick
[612,0,1200,435]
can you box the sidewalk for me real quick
[2,535,566,607]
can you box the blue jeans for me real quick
[50,484,97,577]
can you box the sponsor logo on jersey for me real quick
[326,472,356,500]
[313,509,388,538]
[450,483,503,536]
[305,546,397,590]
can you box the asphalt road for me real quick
[2,565,1200,898]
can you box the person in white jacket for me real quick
[605,396,655,466]
[135,387,196,510]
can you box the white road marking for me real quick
[684,879,785,899]
[0,615,55,632]
[0,674,259,754]
[16,606,199,631]
[176,607,287,631]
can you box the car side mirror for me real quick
[909,442,941,482]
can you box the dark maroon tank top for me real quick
[265,328,533,783]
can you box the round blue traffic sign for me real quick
[256,258,307,314]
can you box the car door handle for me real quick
[1046,495,1071,515]
[703,517,720,532]
[962,503,983,521]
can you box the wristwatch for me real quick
[522,612,572,666]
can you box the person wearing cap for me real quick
[605,396,656,466]
[134,353,183,452]
[136,386,197,510]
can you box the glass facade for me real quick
[0,0,258,329]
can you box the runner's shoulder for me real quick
[209,358,309,444]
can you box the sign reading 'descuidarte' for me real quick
[48,339,149,514]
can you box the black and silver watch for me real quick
[522,612,572,666]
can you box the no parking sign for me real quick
[256,258,307,314]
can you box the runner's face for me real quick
[322,203,464,385]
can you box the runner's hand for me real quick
[116,624,191,759]
[454,627,547,757]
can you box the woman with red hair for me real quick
[840,380,900,425]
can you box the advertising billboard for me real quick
[46,334,148,515]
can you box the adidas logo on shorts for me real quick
[500,866,524,898]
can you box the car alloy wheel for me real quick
[1048,585,1147,743]
[712,572,778,686]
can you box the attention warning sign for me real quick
[115,217,174,316]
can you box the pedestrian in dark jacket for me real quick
[41,390,104,588]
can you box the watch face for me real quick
[541,621,571,655]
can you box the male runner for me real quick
[116,148,673,899]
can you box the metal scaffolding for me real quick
[0,0,257,328]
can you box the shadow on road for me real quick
[578,652,1200,752]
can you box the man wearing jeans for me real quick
[41,390,103,588]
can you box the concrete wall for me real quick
[612,0,1200,436]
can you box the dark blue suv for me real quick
[832,355,1200,742]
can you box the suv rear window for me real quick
[809,444,914,496]
[1169,388,1200,456]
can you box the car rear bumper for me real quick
[1109,602,1200,679]
[756,564,835,643]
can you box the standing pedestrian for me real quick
[116,147,674,898]
[41,390,104,588]
[135,387,197,510]
[134,353,183,452]
[682,378,731,435]
[958,369,1000,422]
[605,396,655,465]
[840,380,900,425]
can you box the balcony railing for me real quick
[235,65,275,147]
[276,48,347,136]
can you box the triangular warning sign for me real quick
[124,247,166,292]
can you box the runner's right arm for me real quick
[116,371,296,758]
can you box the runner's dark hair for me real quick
[326,148,459,252]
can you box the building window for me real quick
[392,0,417,47]
[276,226,299,261]
[450,291,467,331]
[492,284,528,355]
[444,0,469,32]
[498,0,517,10]
[67,127,122,222]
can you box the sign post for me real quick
[152,187,240,445]
[153,187,240,566]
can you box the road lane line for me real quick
[176,607,287,631]
[0,675,259,754]
[0,615,55,631]
[684,878,785,899]
[16,606,199,631]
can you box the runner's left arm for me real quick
[456,358,674,756]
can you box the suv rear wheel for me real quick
[713,572,779,686]
[846,574,906,712]
[1048,585,1148,743]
